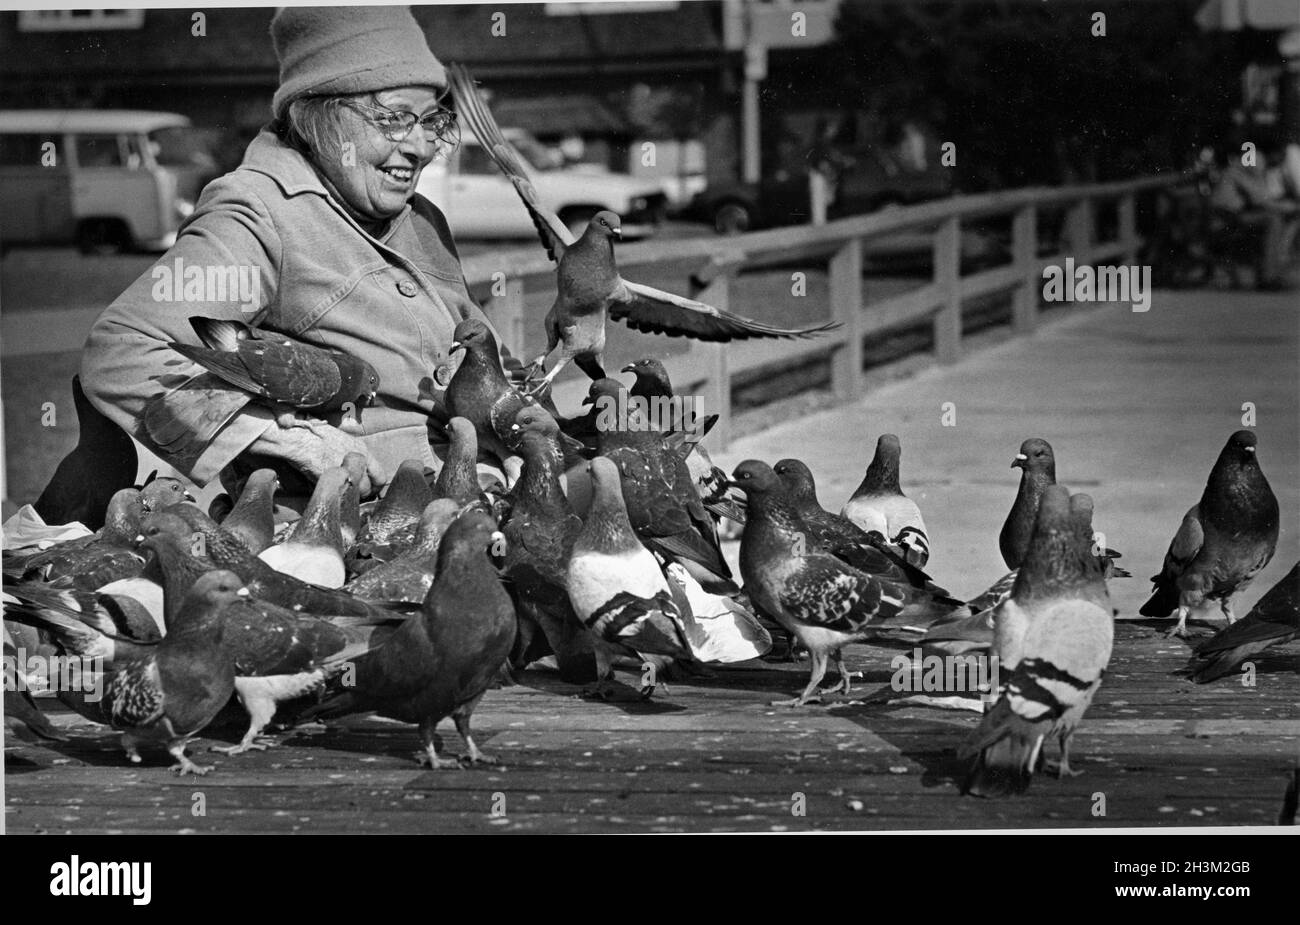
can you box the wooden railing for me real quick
[460,173,1179,449]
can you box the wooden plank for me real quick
[932,216,962,364]
[828,237,864,401]
[1011,204,1038,333]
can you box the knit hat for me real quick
[270,6,446,119]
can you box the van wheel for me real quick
[559,207,600,240]
[77,219,129,256]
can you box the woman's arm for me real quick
[81,174,286,486]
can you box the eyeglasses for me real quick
[342,100,459,147]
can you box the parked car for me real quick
[417,126,667,240]
[0,109,221,254]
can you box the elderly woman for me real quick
[81,6,517,502]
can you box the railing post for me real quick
[1011,204,1038,333]
[694,272,732,449]
[933,216,961,364]
[829,236,863,401]
[1118,192,1139,266]
[1063,196,1094,266]
[496,273,527,359]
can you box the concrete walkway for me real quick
[714,289,1300,616]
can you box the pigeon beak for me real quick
[236,587,250,597]
[612,228,623,240]
[1011,454,1027,468]
[449,341,464,354]
[183,491,196,502]
[1244,446,1256,453]
[620,363,637,374]
[133,534,145,544]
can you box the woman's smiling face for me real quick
[319,85,446,222]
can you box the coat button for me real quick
[433,363,454,387]
[397,279,418,297]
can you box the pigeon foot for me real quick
[210,736,276,755]
[416,750,462,770]
[169,755,214,776]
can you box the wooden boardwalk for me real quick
[5,621,1297,834]
[5,288,1299,833]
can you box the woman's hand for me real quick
[249,417,388,497]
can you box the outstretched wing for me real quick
[447,63,573,261]
[612,280,841,342]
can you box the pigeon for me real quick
[345,499,461,603]
[1140,430,1280,637]
[591,380,736,594]
[500,425,594,682]
[258,467,350,588]
[356,459,432,548]
[339,451,368,548]
[161,316,380,431]
[434,416,483,505]
[146,505,409,622]
[447,64,838,392]
[1188,561,1298,683]
[840,434,930,567]
[730,460,961,705]
[998,438,1056,571]
[960,486,1114,797]
[566,457,699,699]
[445,319,535,467]
[217,469,279,554]
[11,570,243,774]
[302,509,517,768]
[32,375,138,531]
[621,357,717,439]
[774,458,955,597]
[5,488,146,587]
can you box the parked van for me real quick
[0,110,220,254]
[417,125,667,240]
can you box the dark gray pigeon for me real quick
[1140,430,1279,637]
[1188,561,1298,682]
[998,437,1056,570]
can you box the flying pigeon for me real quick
[1140,430,1279,637]
[840,434,930,567]
[158,316,380,433]
[302,509,517,768]
[960,487,1114,797]
[1188,561,1298,683]
[566,457,700,699]
[32,375,138,531]
[10,570,243,774]
[447,64,838,392]
[730,460,962,706]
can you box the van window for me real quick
[459,143,497,176]
[75,133,123,168]
[0,132,61,167]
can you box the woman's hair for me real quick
[272,94,361,162]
